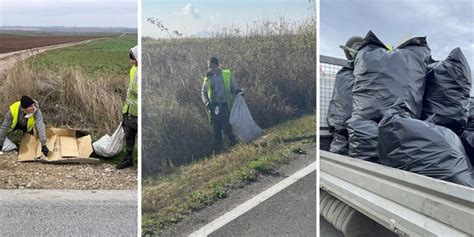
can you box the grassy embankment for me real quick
[1,34,137,162]
[142,114,315,235]
[141,18,315,234]
[142,19,316,176]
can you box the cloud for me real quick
[320,0,474,94]
[320,0,473,66]
[182,3,200,19]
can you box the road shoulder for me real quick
[159,148,316,237]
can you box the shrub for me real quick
[142,18,316,176]
[0,62,125,138]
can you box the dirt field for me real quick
[0,151,136,190]
[0,34,113,53]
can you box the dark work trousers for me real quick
[123,114,138,161]
[211,103,236,150]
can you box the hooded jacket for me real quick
[122,46,138,116]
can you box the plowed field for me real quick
[0,33,114,53]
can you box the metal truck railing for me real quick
[319,55,474,236]
[320,150,474,236]
[319,55,350,129]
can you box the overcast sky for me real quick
[0,0,137,28]
[142,0,315,38]
[321,0,474,68]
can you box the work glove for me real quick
[236,88,245,96]
[41,145,49,156]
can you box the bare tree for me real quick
[147,17,182,40]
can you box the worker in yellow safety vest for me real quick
[0,96,49,156]
[116,46,138,169]
[201,57,241,151]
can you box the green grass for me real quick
[18,34,138,164]
[27,34,137,77]
[142,19,316,176]
[141,114,316,235]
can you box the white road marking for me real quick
[189,161,317,237]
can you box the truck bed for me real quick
[320,148,474,236]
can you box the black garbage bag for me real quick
[467,98,474,129]
[461,132,474,166]
[346,116,379,162]
[327,62,354,154]
[379,101,474,187]
[330,133,349,155]
[460,98,474,165]
[352,31,431,121]
[422,48,472,135]
[327,62,355,133]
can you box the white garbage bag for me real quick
[92,123,125,157]
[2,137,17,152]
[229,93,263,143]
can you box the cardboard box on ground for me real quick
[18,127,99,164]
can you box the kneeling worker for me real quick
[0,96,48,156]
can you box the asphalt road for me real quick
[209,171,316,237]
[0,189,137,236]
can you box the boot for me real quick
[116,157,133,169]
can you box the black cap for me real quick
[209,57,219,66]
[20,96,35,109]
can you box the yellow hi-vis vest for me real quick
[122,65,138,116]
[204,69,234,111]
[9,101,35,132]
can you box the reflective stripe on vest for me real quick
[122,65,138,116]
[9,101,35,132]
[204,69,234,111]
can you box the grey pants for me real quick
[211,103,236,149]
[123,115,137,161]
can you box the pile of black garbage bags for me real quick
[327,31,474,187]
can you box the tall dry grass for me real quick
[143,19,316,176]
[0,62,125,138]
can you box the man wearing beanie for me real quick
[201,57,240,151]
[0,95,48,156]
